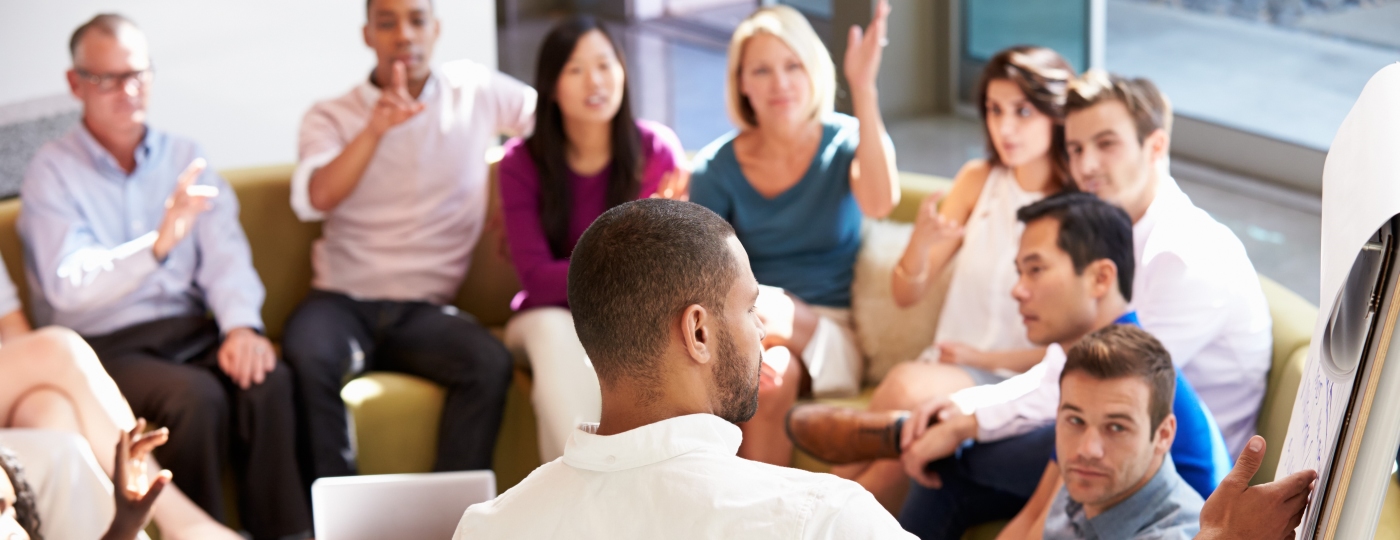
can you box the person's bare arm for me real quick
[0,310,32,345]
[890,161,987,307]
[844,0,900,219]
[307,61,424,212]
[997,461,1060,540]
[1196,436,1317,540]
[938,344,1048,374]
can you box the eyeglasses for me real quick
[73,67,153,92]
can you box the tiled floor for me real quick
[498,13,1323,303]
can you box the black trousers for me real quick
[84,315,310,540]
[280,289,513,481]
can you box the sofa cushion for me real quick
[1254,275,1319,484]
[852,220,952,385]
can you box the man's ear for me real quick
[1145,128,1170,165]
[362,23,372,49]
[680,304,714,366]
[66,69,81,97]
[1154,414,1176,454]
[1088,258,1119,300]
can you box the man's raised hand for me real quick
[368,60,426,136]
[153,158,215,261]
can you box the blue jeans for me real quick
[898,425,1056,540]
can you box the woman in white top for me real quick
[831,46,1076,509]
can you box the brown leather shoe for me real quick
[785,404,908,464]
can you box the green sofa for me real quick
[0,162,1393,538]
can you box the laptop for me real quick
[311,470,497,540]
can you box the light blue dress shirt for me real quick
[1043,455,1204,539]
[19,124,265,336]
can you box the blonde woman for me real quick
[691,1,899,465]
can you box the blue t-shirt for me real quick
[1065,312,1232,499]
[690,113,866,308]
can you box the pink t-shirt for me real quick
[499,119,684,310]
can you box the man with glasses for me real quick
[18,14,310,540]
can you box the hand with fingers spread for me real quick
[909,191,966,252]
[102,419,172,540]
[368,60,426,137]
[153,158,214,261]
[1197,435,1317,540]
[218,327,277,390]
[842,0,890,94]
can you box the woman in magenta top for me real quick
[497,16,686,461]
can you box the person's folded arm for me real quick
[291,105,357,221]
[19,157,159,313]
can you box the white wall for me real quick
[0,0,498,168]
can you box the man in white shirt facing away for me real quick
[453,199,913,539]
[280,0,536,485]
[1060,71,1271,456]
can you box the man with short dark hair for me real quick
[788,193,1230,539]
[452,199,914,539]
[280,0,534,484]
[20,14,309,539]
[998,324,1203,539]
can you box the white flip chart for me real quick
[1276,62,1400,538]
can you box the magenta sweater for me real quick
[499,119,684,310]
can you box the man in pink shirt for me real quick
[281,0,536,484]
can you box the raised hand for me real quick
[153,158,215,261]
[909,191,965,252]
[1198,436,1317,540]
[368,60,426,136]
[843,0,890,93]
[217,327,277,390]
[102,419,172,540]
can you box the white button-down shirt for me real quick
[1129,177,1271,456]
[948,177,1271,456]
[292,59,535,303]
[453,414,913,539]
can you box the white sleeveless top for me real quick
[928,166,1044,362]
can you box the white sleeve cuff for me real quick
[290,150,339,222]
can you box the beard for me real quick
[712,321,761,424]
